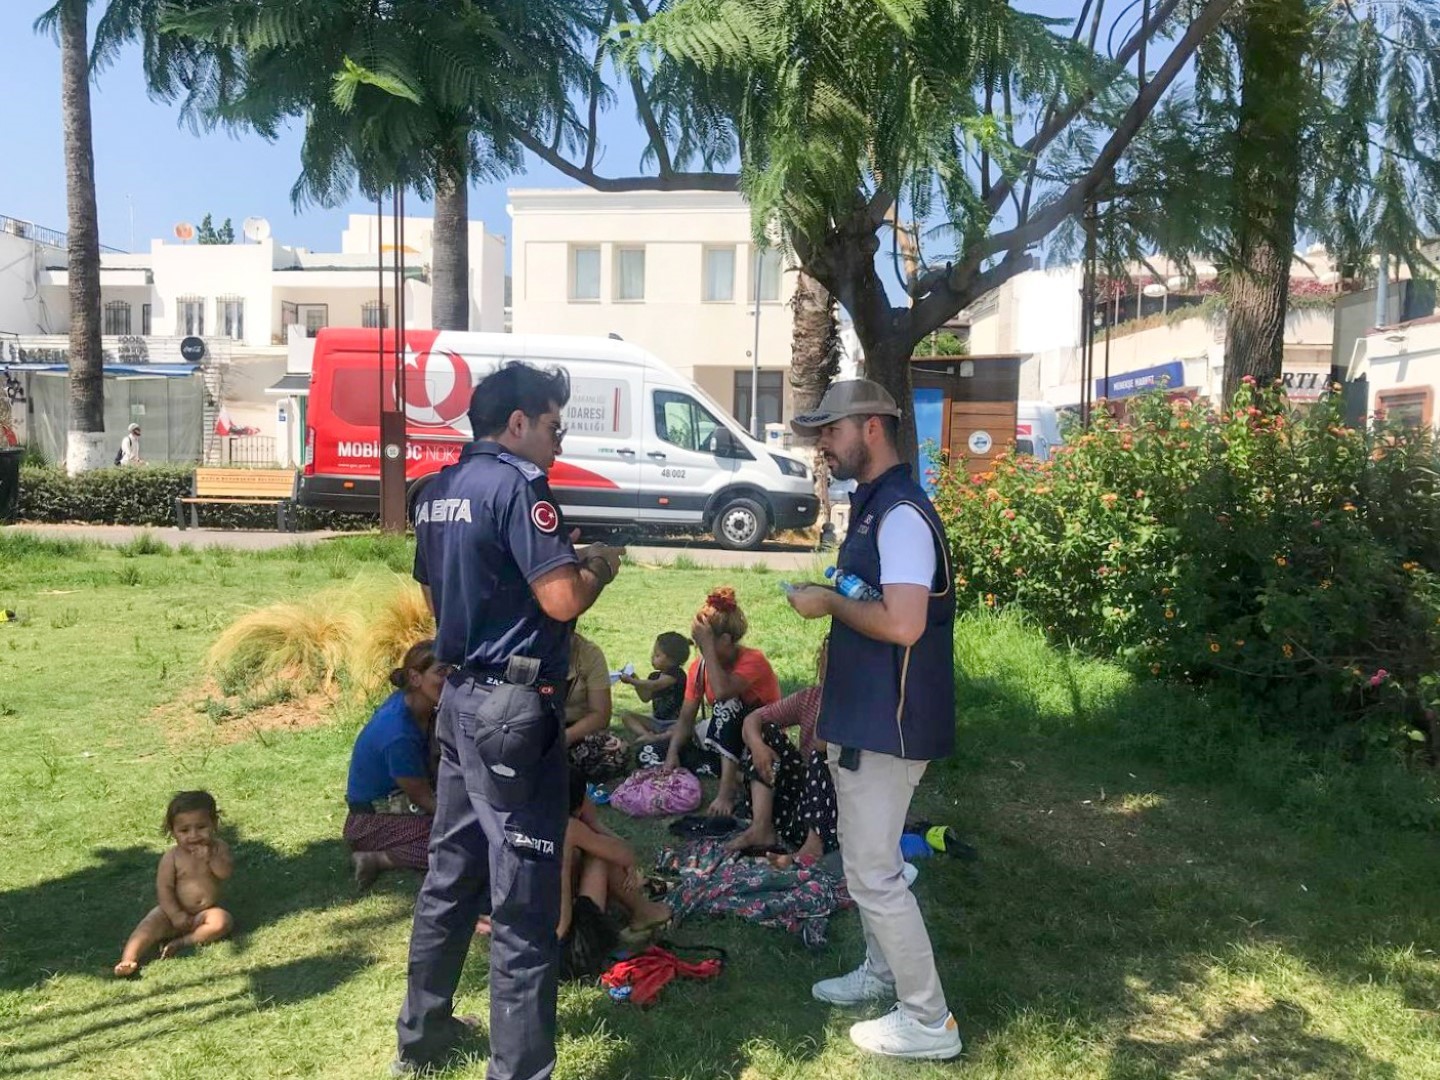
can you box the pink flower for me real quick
[1242,375,1257,386]
[1369,668,1390,688]
[1002,509,1017,520]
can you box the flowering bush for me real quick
[933,381,1440,749]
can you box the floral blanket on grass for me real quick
[654,839,852,950]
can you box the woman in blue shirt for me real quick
[344,640,447,888]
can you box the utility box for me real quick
[911,355,1022,477]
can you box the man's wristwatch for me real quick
[583,554,615,586]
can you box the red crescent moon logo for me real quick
[531,501,559,534]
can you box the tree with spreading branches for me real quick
[502,0,1240,461]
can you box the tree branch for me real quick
[610,2,674,176]
[977,0,1238,263]
[995,0,1186,220]
[514,129,737,191]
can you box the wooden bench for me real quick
[174,468,298,531]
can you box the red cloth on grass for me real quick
[600,946,723,1006]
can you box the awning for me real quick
[1,363,199,378]
[265,374,312,395]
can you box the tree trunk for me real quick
[60,0,106,475]
[431,156,470,332]
[1221,0,1307,405]
[854,336,918,468]
[788,270,840,530]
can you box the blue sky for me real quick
[2,3,1087,259]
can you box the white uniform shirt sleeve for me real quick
[877,503,938,589]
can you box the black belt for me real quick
[452,666,563,695]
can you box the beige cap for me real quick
[791,379,901,434]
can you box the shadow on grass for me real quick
[1107,999,1399,1079]
[0,952,374,1077]
[0,834,358,992]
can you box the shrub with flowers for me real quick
[932,379,1440,750]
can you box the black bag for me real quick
[561,897,620,981]
[114,447,124,466]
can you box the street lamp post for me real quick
[750,248,763,440]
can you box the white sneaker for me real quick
[811,959,896,1005]
[849,1004,963,1060]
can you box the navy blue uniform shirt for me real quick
[413,440,579,682]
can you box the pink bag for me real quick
[608,767,702,818]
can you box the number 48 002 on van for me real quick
[298,329,819,550]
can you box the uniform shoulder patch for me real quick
[496,452,544,483]
[531,500,559,534]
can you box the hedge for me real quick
[15,464,373,532]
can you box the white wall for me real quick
[0,231,67,335]
[148,238,276,346]
[510,189,795,383]
[1358,319,1440,417]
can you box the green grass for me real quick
[1,534,1439,1078]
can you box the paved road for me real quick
[3,523,831,571]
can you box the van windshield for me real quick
[654,391,722,452]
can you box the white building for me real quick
[27,213,505,348]
[968,256,1337,408]
[1348,315,1440,426]
[0,211,506,463]
[509,189,797,432]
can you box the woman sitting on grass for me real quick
[726,638,838,859]
[663,587,782,817]
[565,633,628,783]
[344,640,446,888]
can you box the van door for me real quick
[638,383,740,524]
[550,368,643,523]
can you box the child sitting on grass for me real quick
[618,631,691,745]
[560,772,672,943]
[114,790,234,977]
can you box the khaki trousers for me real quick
[828,743,949,1024]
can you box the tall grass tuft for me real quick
[348,580,436,692]
[208,593,358,697]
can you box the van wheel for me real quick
[713,497,769,551]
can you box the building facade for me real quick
[509,188,797,433]
[967,256,1339,409]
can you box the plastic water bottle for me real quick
[825,566,883,602]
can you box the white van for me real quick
[299,329,819,550]
[1015,400,1062,462]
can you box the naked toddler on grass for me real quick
[114,790,234,978]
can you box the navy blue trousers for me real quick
[396,677,568,1080]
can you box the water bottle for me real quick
[825,566,883,602]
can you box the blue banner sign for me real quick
[1095,360,1186,400]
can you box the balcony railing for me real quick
[2,214,126,254]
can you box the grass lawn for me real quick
[1,531,1438,1079]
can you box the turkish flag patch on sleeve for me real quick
[531,501,559,534]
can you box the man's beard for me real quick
[827,443,870,482]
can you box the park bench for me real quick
[174,467,298,531]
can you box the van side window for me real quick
[654,391,722,452]
[1015,438,1035,457]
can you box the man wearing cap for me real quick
[786,378,961,1061]
[395,362,623,1080]
[118,423,143,466]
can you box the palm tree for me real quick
[37,0,106,474]
[788,270,840,536]
[146,0,599,332]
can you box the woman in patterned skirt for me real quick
[727,639,838,859]
[343,640,446,887]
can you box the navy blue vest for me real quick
[818,463,956,760]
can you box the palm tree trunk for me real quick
[431,155,470,332]
[788,270,840,531]
[1222,0,1307,405]
[60,0,106,474]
